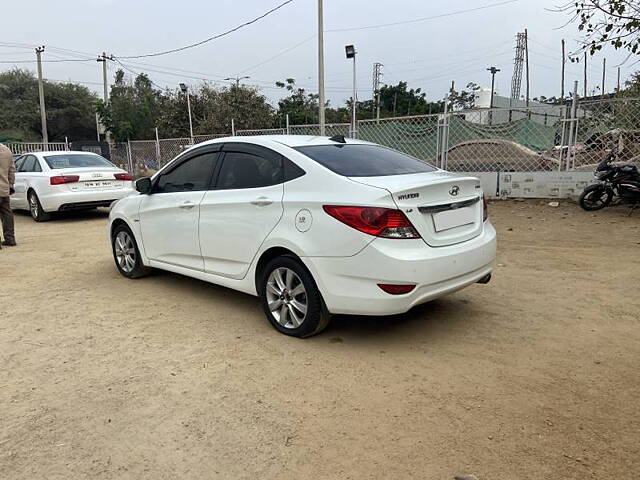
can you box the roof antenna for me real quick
[328,134,346,143]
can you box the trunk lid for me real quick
[54,168,128,192]
[350,171,484,247]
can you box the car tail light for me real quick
[114,173,134,181]
[323,205,420,239]
[483,196,488,222]
[377,283,416,295]
[50,175,79,185]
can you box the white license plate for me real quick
[84,181,115,189]
[432,206,475,232]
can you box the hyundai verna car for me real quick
[10,151,134,221]
[108,135,496,337]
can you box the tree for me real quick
[559,1,640,57]
[276,78,320,124]
[448,82,480,110]
[376,82,444,117]
[0,69,97,142]
[195,83,276,134]
[96,70,162,141]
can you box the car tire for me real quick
[259,255,331,338]
[111,223,151,279]
[28,191,51,222]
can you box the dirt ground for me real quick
[1,200,639,480]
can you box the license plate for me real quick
[84,181,115,188]
[432,206,475,232]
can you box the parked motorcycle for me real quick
[579,150,640,211]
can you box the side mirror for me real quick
[135,177,152,194]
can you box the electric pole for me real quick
[617,66,621,92]
[35,46,48,144]
[372,62,382,122]
[97,52,111,103]
[97,52,112,142]
[318,0,326,135]
[561,39,565,100]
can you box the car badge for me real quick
[449,185,460,196]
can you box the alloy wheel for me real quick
[29,194,39,219]
[114,231,136,274]
[265,267,308,329]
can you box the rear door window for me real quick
[19,155,36,172]
[216,145,283,189]
[294,144,436,177]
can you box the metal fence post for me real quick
[565,81,579,171]
[286,114,290,135]
[127,139,134,174]
[155,127,161,168]
[231,119,236,136]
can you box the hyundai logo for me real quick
[449,185,460,196]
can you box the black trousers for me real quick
[0,196,15,243]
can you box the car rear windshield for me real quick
[44,154,114,169]
[294,144,436,177]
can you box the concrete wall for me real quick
[458,171,596,199]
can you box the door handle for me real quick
[251,197,273,207]
[179,201,196,210]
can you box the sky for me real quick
[1,0,636,108]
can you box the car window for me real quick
[283,157,306,182]
[33,157,42,172]
[217,152,282,189]
[19,155,36,172]
[14,156,25,171]
[44,154,114,169]
[155,152,218,193]
[294,144,437,177]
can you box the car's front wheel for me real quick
[28,191,51,222]
[259,255,331,338]
[111,224,150,279]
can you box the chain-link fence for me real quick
[236,128,286,136]
[289,123,351,137]
[35,97,632,178]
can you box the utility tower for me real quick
[510,32,526,106]
[372,62,383,121]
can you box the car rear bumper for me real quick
[40,187,135,212]
[302,222,497,316]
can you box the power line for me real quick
[326,0,520,32]
[115,0,295,60]
[238,35,315,74]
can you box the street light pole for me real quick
[180,83,194,143]
[224,75,250,88]
[318,0,326,136]
[487,66,500,125]
[345,45,357,138]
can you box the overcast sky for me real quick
[1,0,635,107]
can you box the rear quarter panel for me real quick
[263,150,398,258]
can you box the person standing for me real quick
[0,143,17,248]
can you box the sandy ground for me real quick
[0,200,639,480]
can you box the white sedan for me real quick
[10,151,135,221]
[108,135,497,337]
